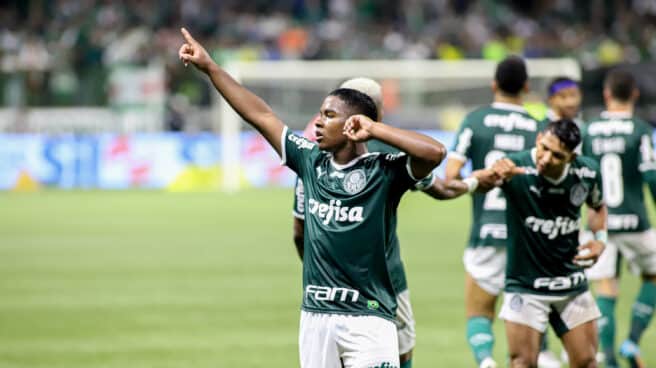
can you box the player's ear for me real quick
[632,88,640,102]
[491,81,497,94]
[603,87,611,103]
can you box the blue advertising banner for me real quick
[2,130,653,190]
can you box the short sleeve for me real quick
[381,152,420,193]
[281,126,318,177]
[412,171,436,191]
[638,124,656,174]
[449,116,474,163]
[292,177,305,219]
[586,160,604,209]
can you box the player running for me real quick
[466,119,607,368]
[581,69,656,368]
[445,55,561,368]
[292,77,467,368]
[178,28,446,368]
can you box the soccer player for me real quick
[292,77,467,368]
[178,28,447,368]
[467,119,607,368]
[544,77,583,123]
[581,69,656,368]
[445,55,559,368]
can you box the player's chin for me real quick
[316,139,329,150]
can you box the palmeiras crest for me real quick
[343,169,367,194]
[569,183,588,206]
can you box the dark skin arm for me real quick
[178,28,285,155]
[422,177,468,199]
[293,217,304,260]
[344,115,446,179]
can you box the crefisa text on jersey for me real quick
[307,198,364,225]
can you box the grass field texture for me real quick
[1,190,654,367]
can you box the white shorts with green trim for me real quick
[299,311,399,368]
[463,246,507,296]
[499,290,601,337]
[584,229,656,280]
[395,289,416,355]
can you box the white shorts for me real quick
[299,311,399,368]
[499,291,601,337]
[463,246,507,295]
[395,290,416,355]
[584,229,656,280]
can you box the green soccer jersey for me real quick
[581,111,656,233]
[451,102,541,248]
[502,149,604,296]
[283,127,421,320]
[292,139,434,295]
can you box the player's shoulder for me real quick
[571,155,601,178]
[506,149,533,165]
[633,116,654,132]
[460,105,497,125]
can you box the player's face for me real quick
[548,86,581,120]
[315,96,352,151]
[535,132,575,179]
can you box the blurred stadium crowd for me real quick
[1,0,656,107]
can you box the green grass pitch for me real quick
[0,190,654,367]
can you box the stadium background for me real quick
[1,0,655,367]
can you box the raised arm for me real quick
[178,28,285,155]
[458,158,522,194]
[343,115,446,179]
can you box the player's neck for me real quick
[332,142,368,164]
[494,93,522,106]
[605,100,633,115]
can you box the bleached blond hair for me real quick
[339,77,383,118]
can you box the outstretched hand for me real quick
[444,180,469,196]
[492,158,525,181]
[343,114,376,142]
[178,28,214,72]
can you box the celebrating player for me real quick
[179,28,446,368]
[292,77,467,368]
[468,119,607,368]
[581,69,656,368]
[445,55,561,368]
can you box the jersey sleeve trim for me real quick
[405,156,421,181]
[415,172,436,191]
[280,126,289,165]
[292,211,305,220]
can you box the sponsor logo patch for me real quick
[510,294,523,312]
[569,183,588,206]
[343,169,367,194]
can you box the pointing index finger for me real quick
[180,27,196,44]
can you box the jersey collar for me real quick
[329,152,378,170]
[531,148,570,185]
[545,109,560,121]
[601,110,632,119]
[491,102,527,113]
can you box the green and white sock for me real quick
[628,281,656,343]
[539,331,549,352]
[597,296,618,366]
[466,316,494,364]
